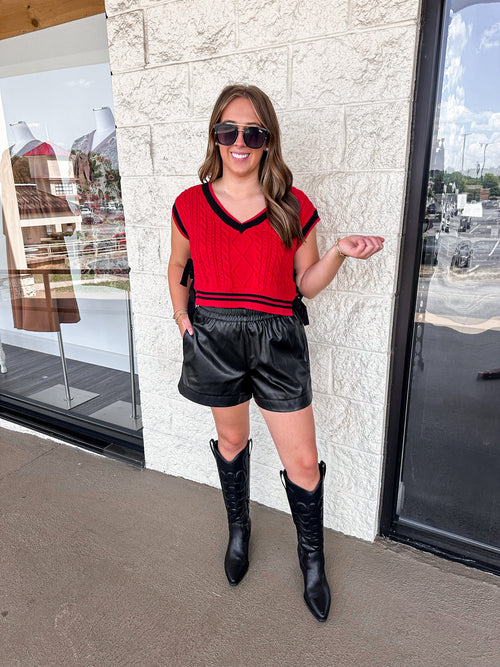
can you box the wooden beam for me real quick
[0,0,106,41]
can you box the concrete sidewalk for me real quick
[1,424,499,667]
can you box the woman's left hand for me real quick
[337,235,385,259]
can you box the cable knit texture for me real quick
[173,183,319,315]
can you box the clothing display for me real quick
[70,129,120,210]
[2,123,80,333]
[173,183,319,316]
[69,110,125,277]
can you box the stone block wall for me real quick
[104,0,421,540]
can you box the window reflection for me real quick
[0,46,139,433]
[399,0,500,551]
[420,1,500,336]
[6,119,81,331]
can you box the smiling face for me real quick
[217,96,267,181]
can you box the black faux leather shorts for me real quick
[178,306,312,412]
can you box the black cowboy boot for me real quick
[281,461,331,621]
[210,439,252,586]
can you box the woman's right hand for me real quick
[177,313,193,337]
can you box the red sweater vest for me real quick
[172,183,319,316]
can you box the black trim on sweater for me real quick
[196,290,292,306]
[196,291,292,311]
[202,182,268,232]
[172,204,189,238]
[302,210,319,238]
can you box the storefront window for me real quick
[0,15,142,458]
[395,0,500,563]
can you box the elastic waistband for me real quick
[195,306,287,322]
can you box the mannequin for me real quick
[9,121,42,157]
[91,106,115,150]
[4,120,80,332]
[71,107,118,168]
[70,106,121,209]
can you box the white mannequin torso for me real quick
[9,121,41,156]
[91,107,115,150]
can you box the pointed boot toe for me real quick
[302,550,331,621]
[304,591,330,622]
[224,521,251,585]
[303,575,331,621]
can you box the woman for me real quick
[168,84,384,622]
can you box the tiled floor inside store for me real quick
[0,342,140,418]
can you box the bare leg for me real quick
[259,404,319,490]
[211,400,250,461]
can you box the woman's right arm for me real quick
[168,216,194,336]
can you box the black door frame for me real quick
[380,0,499,574]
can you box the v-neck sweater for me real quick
[172,182,319,315]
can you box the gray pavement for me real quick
[1,425,499,667]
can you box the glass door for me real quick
[391,0,500,568]
[0,15,143,463]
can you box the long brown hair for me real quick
[198,84,302,248]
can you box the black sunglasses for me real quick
[213,122,269,150]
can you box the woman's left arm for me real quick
[294,228,385,299]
